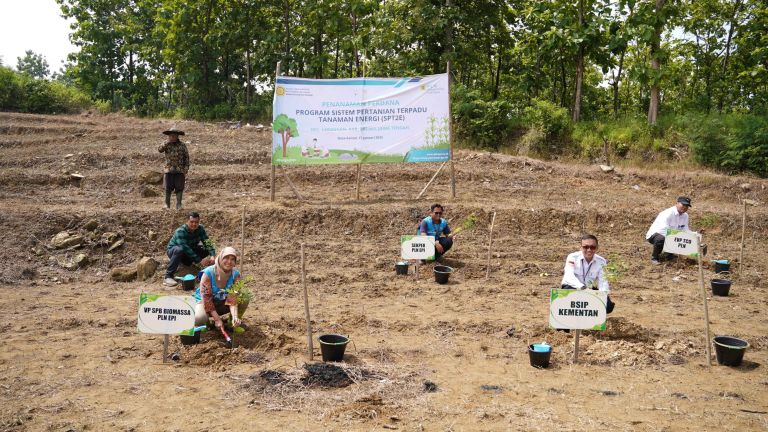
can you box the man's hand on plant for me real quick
[232,317,242,327]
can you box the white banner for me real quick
[272,74,450,165]
[137,294,196,335]
[549,289,607,331]
[663,229,700,257]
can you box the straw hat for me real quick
[162,125,185,136]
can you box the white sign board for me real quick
[662,229,700,257]
[549,289,607,331]
[272,74,450,165]
[400,235,436,260]
[137,294,196,334]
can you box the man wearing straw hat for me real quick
[158,125,189,209]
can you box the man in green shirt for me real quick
[163,212,215,287]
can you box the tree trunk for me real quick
[612,50,625,117]
[647,0,666,125]
[492,54,502,100]
[572,0,584,122]
[718,0,742,113]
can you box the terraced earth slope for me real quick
[1,112,767,431]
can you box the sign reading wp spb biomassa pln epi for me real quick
[272,74,450,165]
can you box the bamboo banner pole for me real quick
[485,211,497,280]
[698,241,712,366]
[282,168,304,201]
[301,243,313,361]
[740,200,746,278]
[416,161,447,200]
[447,61,456,199]
[270,61,281,202]
[356,164,362,201]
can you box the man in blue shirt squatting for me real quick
[560,234,615,314]
[417,204,454,260]
[163,212,215,287]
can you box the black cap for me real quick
[677,196,692,207]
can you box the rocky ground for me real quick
[0,112,767,431]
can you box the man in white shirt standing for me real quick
[645,196,695,265]
[561,234,614,314]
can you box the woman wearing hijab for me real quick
[192,246,248,331]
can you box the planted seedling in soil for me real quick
[451,214,478,237]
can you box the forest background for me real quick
[1,0,766,176]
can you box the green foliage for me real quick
[604,254,628,285]
[16,50,50,78]
[678,113,768,177]
[452,84,514,150]
[228,276,253,305]
[0,66,90,114]
[520,98,572,157]
[572,117,654,160]
[697,213,721,229]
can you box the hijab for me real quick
[213,246,238,289]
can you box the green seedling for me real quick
[604,254,628,284]
[228,275,253,305]
[451,214,479,236]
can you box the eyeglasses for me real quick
[581,245,597,250]
[433,212,442,215]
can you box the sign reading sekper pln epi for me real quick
[137,293,196,335]
[549,289,608,331]
[663,228,700,257]
[400,235,436,260]
[272,74,450,165]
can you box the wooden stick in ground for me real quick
[574,330,581,363]
[241,205,246,271]
[270,61,281,202]
[301,243,313,361]
[447,61,456,199]
[740,199,746,278]
[282,167,304,201]
[697,241,712,366]
[485,211,497,280]
[416,161,447,200]
[162,334,169,364]
[356,164,361,201]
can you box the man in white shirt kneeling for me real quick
[561,234,614,314]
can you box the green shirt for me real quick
[166,224,215,263]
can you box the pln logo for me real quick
[276,86,286,96]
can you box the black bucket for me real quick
[528,344,552,369]
[179,331,201,345]
[434,265,454,284]
[318,334,349,362]
[711,279,732,296]
[395,261,409,275]
[713,260,730,274]
[713,336,749,366]
[178,274,196,291]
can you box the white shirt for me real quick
[645,206,689,239]
[561,251,610,293]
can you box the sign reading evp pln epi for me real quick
[549,289,608,331]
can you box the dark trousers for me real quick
[561,284,615,314]
[165,245,209,278]
[647,233,666,260]
[436,237,453,258]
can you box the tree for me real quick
[273,113,299,157]
[17,50,50,78]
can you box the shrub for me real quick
[520,98,572,157]
[452,84,514,150]
[0,66,23,110]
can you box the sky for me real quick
[0,0,78,73]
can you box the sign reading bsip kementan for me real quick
[663,228,700,257]
[549,289,608,331]
[400,235,436,260]
[137,293,196,335]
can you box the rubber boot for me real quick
[175,191,183,209]
[164,191,171,209]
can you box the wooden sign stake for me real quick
[162,334,169,363]
[697,241,712,366]
[485,211,497,280]
[301,243,313,361]
[356,164,362,200]
[573,330,581,363]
